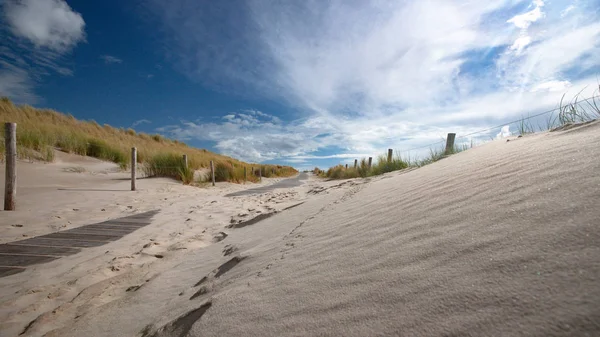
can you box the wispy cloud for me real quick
[131,119,152,127]
[0,0,85,103]
[100,55,123,64]
[148,0,600,166]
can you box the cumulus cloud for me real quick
[0,0,85,103]
[147,0,599,166]
[496,125,512,139]
[100,55,123,64]
[4,0,85,52]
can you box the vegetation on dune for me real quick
[317,143,473,180]
[0,97,297,183]
[317,89,600,181]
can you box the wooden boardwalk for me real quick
[0,210,159,278]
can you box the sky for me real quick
[0,0,599,170]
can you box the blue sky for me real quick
[1,0,599,170]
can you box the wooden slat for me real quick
[0,267,24,277]
[101,219,152,225]
[0,254,58,267]
[15,238,107,248]
[0,244,80,256]
[43,233,117,241]
[61,229,134,237]
[83,224,144,231]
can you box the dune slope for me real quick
[24,121,600,336]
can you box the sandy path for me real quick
[0,152,323,336]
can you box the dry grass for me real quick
[0,98,296,182]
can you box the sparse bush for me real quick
[143,153,187,180]
[370,155,408,175]
[86,139,127,165]
[43,146,55,162]
[214,161,233,182]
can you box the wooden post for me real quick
[182,154,188,168]
[259,167,262,182]
[388,149,393,162]
[368,157,372,168]
[345,164,348,169]
[244,167,247,182]
[354,159,357,168]
[4,123,16,211]
[131,147,137,191]
[445,133,456,155]
[210,160,215,186]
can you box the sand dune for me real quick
[1,121,599,336]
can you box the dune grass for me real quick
[318,142,473,180]
[0,98,297,183]
[320,153,409,180]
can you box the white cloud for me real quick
[131,119,152,127]
[496,125,512,139]
[4,0,85,52]
[0,61,39,103]
[561,5,576,17]
[531,80,571,92]
[100,55,123,64]
[507,1,545,29]
[0,0,85,103]
[148,0,600,166]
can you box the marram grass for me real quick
[0,97,296,183]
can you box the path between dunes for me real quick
[2,121,600,336]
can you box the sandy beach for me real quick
[1,121,599,336]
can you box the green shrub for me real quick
[143,153,187,180]
[214,161,233,182]
[43,146,55,162]
[86,139,127,165]
[370,155,408,175]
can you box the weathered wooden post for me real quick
[345,164,348,169]
[368,157,372,169]
[445,133,456,155]
[131,147,137,191]
[388,149,393,162]
[182,154,188,168]
[244,166,247,182]
[259,167,262,182]
[354,159,357,168]
[4,123,16,210]
[210,160,215,186]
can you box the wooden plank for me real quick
[16,238,107,248]
[43,233,117,241]
[103,216,153,223]
[60,229,133,237]
[0,244,80,256]
[0,254,58,267]
[99,220,149,226]
[63,227,135,234]
[0,267,24,277]
[76,225,139,232]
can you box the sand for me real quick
[1,121,599,336]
